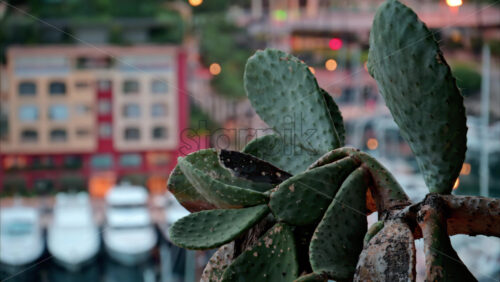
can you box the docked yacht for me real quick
[103,184,157,265]
[0,206,44,268]
[47,192,100,270]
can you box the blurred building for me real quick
[0,45,188,196]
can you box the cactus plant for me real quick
[167,1,500,281]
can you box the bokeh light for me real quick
[367,138,378,150]
[325,59,338,71]
[273,9,287,21]
[188,0,203,7]
[209,63,221,75]
[308,66,316,74]
[446,0,462,7]
[328,38,343,50]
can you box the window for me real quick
[75,81,90,90]
[49,105,69,121]
[18,105,39,122]
[146,152,170,167]
[152,126,167,139]
[31,156,55,169]
[151,79,167,94]
[123,79,139,94]
[151,103,167,117]
[120,154,142,167]
[91,154,113,169]
[124,127,140,140]
[75,104,91,116]
[76,128,91,137]
[123,104,140,118]
[49,82,66,95]
[50,129,67,142]
[21,130,38,142]
[99,123,112,138]
[64,155,83,169]
[98,80,111,91]
[3,156,27,170]
[98,100,111,114]
[19,82,36,96]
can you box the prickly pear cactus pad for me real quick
[221,223,299,282]
[309,167,368,280]
[202,243,235,282]
[167,165,216,212]
[244,49,342,166]
[178,157,268,208]
[321,89,345,146]
[218,149,292,185]
[294,273,328,282]
[182,149,272,192]
[269,157,360,226]
[169,205,269,250]
[243,134,321,174]
[367,0,467,194]
[356,152,411,211]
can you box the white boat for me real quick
[0,206,44,268]
[47,192,100,270]
[103,184,157,265]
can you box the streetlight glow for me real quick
[367,138,379,150]
[209,63,221,75]
[325,59,338,71]
[189,0,203,7]
[446,0,462,7]
[328,38,343,50]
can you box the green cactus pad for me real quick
[244,49,341,162]
[363,220,384,245]
[167,165,216,212]
[355,220,416,281]
[243,134,322,174]
[169,205,269,250]
[321,88,345,146]
[294,273,327,282]
[309,167,368,280]
[178,157,268,208]
[201,243,235,282]
[355,152,411,211]
[221,223,299,282]
[269,157,360,226]
[309,147,360,169]
[183,149,272,192]
[368,0,467,194]
[219,149,292,185]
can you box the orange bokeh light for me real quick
[446,0,462,7]
[308,66,316,74]
[325,59,338,71]
[209,63,221,75]
[367,138,379,150]
[189,0,203,7]
[453,178,460,190]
